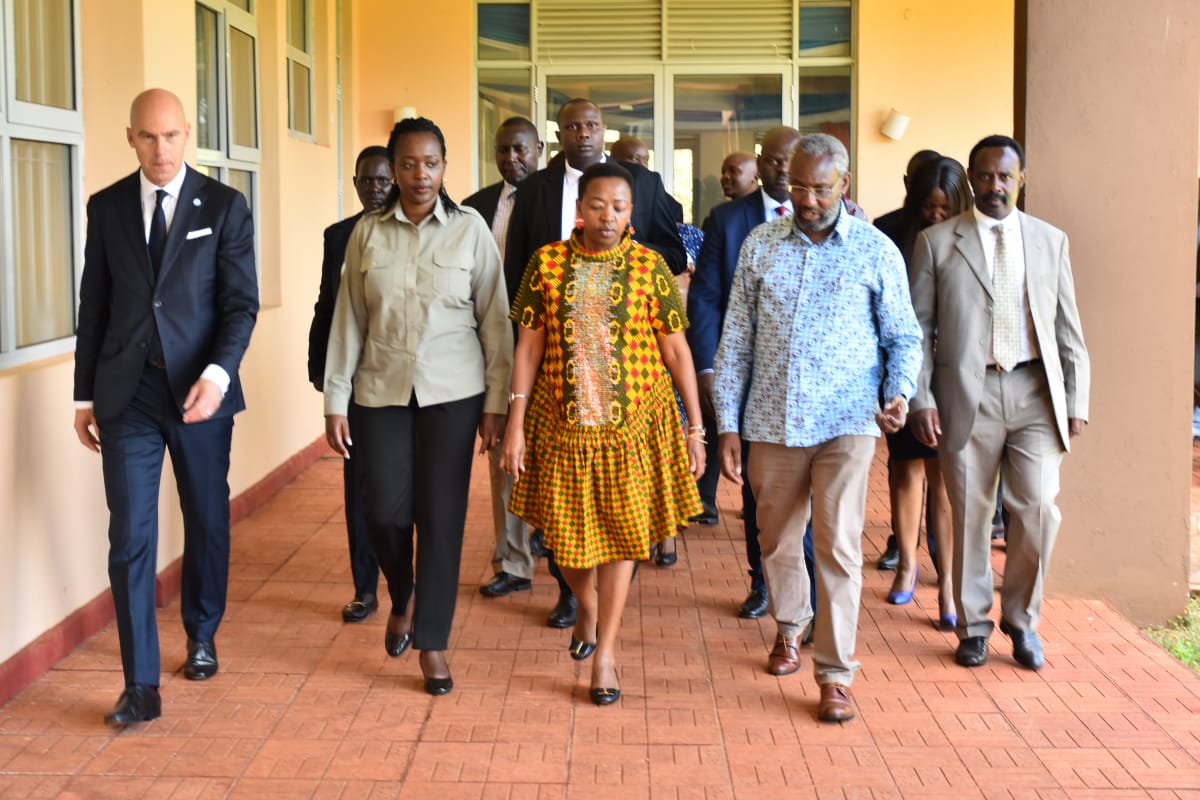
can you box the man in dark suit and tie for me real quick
[909,134,1090,671]
[73,88,259,726]
[504,97,686,627]
[463,116,544,600]
[687,126,801,620]
[307,144,392,623]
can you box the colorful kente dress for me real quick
[509,232,703,569]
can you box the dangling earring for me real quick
[574,215,584,230]
[626,223,636,237]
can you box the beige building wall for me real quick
[1023,0,1199,623]
[855,0,1015,216]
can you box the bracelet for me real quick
[509,392,528,403]
[687,425,706,433]
[686,432,707,444]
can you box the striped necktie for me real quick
[991,224,1020,371]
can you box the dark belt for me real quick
[989,358,1041,372]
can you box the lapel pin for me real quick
[193,198,201,207]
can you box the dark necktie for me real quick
[148,189,167,276]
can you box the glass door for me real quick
[539,70,659,168]
[667,71,788,224]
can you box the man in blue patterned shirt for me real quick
[713,133,922,723]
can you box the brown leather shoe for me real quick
[817,683,855,722]
[766,634,801,676]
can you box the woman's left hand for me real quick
[686,435,707,478]
[478,412,506,455]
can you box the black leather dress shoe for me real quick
[547,592,577,628]
[738,585,769,619]
[480,572,533,598]
[955,636,989,667]
[342,594,379,623]
[184,639,218,680]
[876,538,900,570]
[655,540,678,567]
[999,618,1045,670]
[569,636,597,660]
[104,684,161,727]
[689,501,719,526]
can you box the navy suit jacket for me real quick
[687,190,771,372]
[462,181,504,226]
[504,159,686,303]
[307,211,363,385]
[74,166,259,421]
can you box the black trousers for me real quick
[354,393,483,651]
[344,400,379,599]
[100,365,233,687]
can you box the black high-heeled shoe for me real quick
[384,612,412,657]
[589,686,620,705]
[569,636,596,660]
[420,652,453,695]
[655,539,678,567]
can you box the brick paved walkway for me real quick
[2,443,1198,798]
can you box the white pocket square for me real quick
[186,227,213,240]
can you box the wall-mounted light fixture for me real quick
[880,109,910,141]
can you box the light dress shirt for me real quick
[973,206,1040,365]
[324,198,513,417]
[713,210,923,447]
[491,181,518,257]
[560,155,608,239]
[761,191,793,223]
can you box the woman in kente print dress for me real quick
[500,162,705,705]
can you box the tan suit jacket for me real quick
[908,210,1089,453]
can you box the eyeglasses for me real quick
[789,184,839,199]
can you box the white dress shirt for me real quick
[974,206,1039,365]
[761,190,793,223]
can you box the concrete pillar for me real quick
[1019,0,1200,623]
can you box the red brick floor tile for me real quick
[4,452,1200,797]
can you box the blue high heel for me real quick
[939,613,958,630]
[886,567,918,605]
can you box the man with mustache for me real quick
[714,133,922,722]
[908,134,1090,671]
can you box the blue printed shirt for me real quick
[713,210,922,447]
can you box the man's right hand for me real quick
[697,372,716,422]
[910,408,941,448]
[717,432,743,485]
[74,408,100,452]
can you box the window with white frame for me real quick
[0,0,84,368]
[286,0,314,138]
[195,0,261,220]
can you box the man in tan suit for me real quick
[909,134,1089,671]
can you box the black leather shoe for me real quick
[480,572,533,598]
[955,636,989,667]
[569,636,597,660]
[385,630,412,657]
[424,675,453,695]
[689,501,719,526]
[999,618,1045,670]
[529,529,551,558]
[342,594,379,623]
[655,540,678,567]
[738,585,769,619]
[547,592,577,628]
[104,685,161,727]
[589,687,620,705]
[876,538,899,570]
[184,639,218,680]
